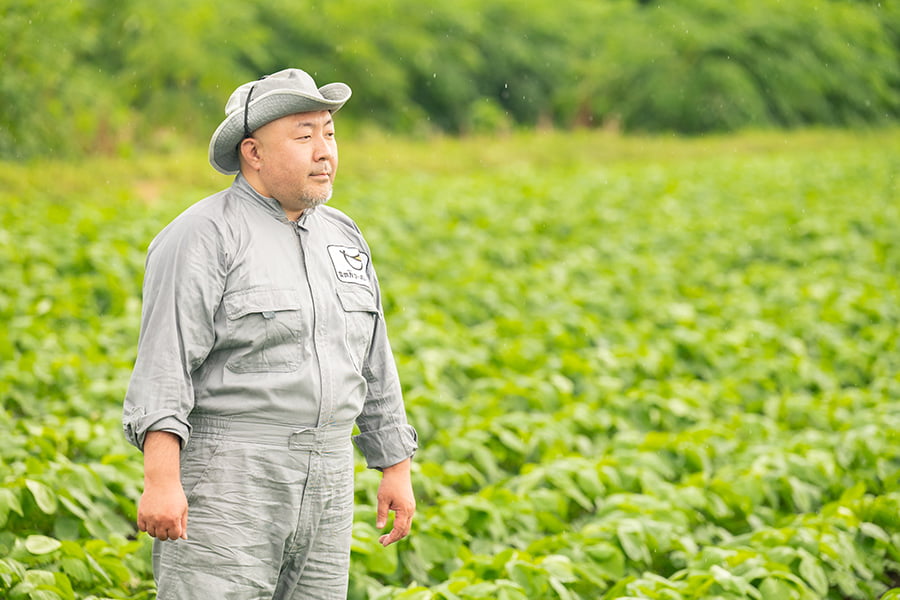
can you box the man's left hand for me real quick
[375,458,415,546]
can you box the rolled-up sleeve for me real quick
[352,268,418,470]
[123,212,226,451]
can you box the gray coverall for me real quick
[123,175,418,599]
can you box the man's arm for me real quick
[137,431,188,541]
[349,241,419,544]
[376,458,415,546]
[124,211,226,452]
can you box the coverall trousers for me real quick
[152,417,355,600]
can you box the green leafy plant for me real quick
[1,128,899,598]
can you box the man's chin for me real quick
[302,189,333,210]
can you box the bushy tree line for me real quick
[1,0,898,159]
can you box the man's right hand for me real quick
[138,481,188,541]
[138,431,188,541]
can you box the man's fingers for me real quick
[393,507,412,536]
[378,525,406,547]
[376,499,389,529]
[181,507,189,539]
[378,506,413,546]
[140,514,187,541]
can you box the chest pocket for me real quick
[337,287,379,371]
[223,288,304,373]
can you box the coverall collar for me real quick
[233,173,318,226]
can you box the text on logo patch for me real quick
[327,245,371,285]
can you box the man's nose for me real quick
[313,134,332,159]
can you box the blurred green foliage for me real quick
[1,0,899,159]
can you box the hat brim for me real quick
[209,83,351,175]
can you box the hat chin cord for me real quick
[241,75,269,141]
[242,84,256,140]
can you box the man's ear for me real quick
[238,138,261,170]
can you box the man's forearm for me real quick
[138,431,188,541]
[143,431,182,485]
[382,457,411,477]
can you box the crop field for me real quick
[1,128,899,599]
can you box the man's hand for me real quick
[138,481,188,541]
[376,458,415,546]
[138,431,188,541]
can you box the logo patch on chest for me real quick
[327,245,371,285]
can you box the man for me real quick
[123,68,418,599]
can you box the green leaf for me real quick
[546,470,593,512]
[617,520,650,564]
[59,557,92,585]
[548,577,576,600]
[759,577,799,600]
[23,569,56,589]
[0,557,26,588]
[412,532,458,567]
[539,555,575,582]
[83,551,112,586]
[24,536,61,556]
[0,488,23,527]
[52,517,81,541]
[583,542,625,581]
[56,496,87,521]
[24,590,63,600]
[24,480,57,515]
[859,522,890,543]
[838,481,866,503]
[51,571,76,600]
[495,427,528,454]
[362,543,398,576]
[710,565,762,599]
[798,551,828,596]
[9,579,37,599]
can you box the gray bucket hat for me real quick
[208,68,352,175]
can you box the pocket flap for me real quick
[337,287,378,313]
[223,288,302,320]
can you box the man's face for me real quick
[250,110,338,218]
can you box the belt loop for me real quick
[289,427,315,450]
